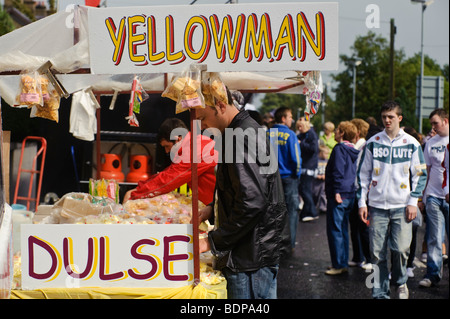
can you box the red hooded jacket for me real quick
[130,132,217,204]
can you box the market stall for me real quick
[0,2,338,299]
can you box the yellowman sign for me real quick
[88,3,338,74]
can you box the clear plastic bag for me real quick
[162,65,205,114]
[89,178,120,204]
[30,75,61,122]
[14,71,43,108]
[201,72,228,107]
[39,192,122,224]
[126,76,149,127]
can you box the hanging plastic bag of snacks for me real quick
[162,65,205,114]
[126,76,149,127]
[30,75,61,122]
[303,71,323,120]
[14,70,43,108]
[201,72,228,107]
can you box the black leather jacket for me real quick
[208,110,289,272]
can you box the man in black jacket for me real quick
[196,89,288,299]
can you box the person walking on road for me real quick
[418,109,449,288]
[269,107,302,253]
[297,117,319,222]
[325,121,359,275]
[357,101,427,299]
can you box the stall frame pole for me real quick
[190,108,200,285]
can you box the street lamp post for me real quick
[411,0,434,133]
[351,58,362,119]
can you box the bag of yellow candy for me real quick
[14,71,43,108]
[30,75,61,122]
[162,65,205,114]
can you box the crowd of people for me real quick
[263,102,449,299]
[122,88,448,299]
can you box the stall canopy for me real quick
[0,3,339,107]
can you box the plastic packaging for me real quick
[123,192,205,224]
[126,76,149,127]
[201,72,228,107]
[14,71,43,108]
[30,75,61,122]
[162,65,205,114]
[89,178,120,203]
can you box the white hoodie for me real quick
[357,129,427,210]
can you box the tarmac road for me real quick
[277,212,449,299]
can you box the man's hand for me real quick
[199,237,211,253]
[193,205,213,226]
[122,188,136,204]
[405,205,417,223]
[359,207,369,225]
[335,193,343,204]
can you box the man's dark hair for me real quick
[274,107,292,123]
[381,100,402,116]
[429,108,448,120]
[157,118,187,143]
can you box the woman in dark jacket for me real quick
[324,121,360,275]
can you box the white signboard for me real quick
[88,3,339,74]
[21,224,193,289]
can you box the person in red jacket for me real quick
[123,118,217,205]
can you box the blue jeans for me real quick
[282,177,300,248]
[326,196,354,269]
[368,207,412,299]
[425,196,449,283]
[223,266,279,299]
[299,174,318,219]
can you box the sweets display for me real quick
[123,192,206,224]
[39,192,122,224]
[13,191,224,290]
[39,192,208,226]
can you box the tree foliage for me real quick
[332,32,448,133]
[0,8,15,36]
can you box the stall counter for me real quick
[11,281,226,299]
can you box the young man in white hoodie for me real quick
[357,101,427,299]
[419,109,449,288]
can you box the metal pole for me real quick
[418,3,426,133]
[190,109,200,285]
[389,18,396,100]
[321,84,326,126]
[352,63,356,118]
